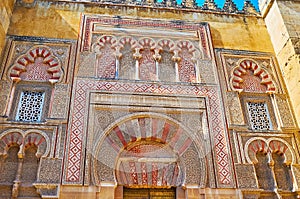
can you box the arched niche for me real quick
[230,59,276,93]
[9,46,63,84]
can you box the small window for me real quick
[16,91,45,122]
[247,102,272,130]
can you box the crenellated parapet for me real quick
[23,0,260,15]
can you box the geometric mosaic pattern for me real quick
[64,79,233,186]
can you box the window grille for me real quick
[16,91,45,122]
[247,102,272,130]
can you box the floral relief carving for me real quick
[275,94,295,128]
[177,40,197,82]
[138,38,156,80]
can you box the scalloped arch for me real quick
[9,46,63,83]
[176,40,196,53]
[138,37,156,49]
[157,39,176,51]
[119,36,138,49]
[230,59,276,93]
[92,35,117,54]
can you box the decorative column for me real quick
[114,46,122,79]
[133,48,142,80]
[172,50,181,82]
[153,48,161,81]
[12,148,24,198]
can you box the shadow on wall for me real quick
[8,2,81,40]
[0,0,17,56]
[209,27,224,49]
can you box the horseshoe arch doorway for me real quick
[92,113,208,198]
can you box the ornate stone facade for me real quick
[216,49,300,198]
[0,0,299,198]
[0,36,76,198]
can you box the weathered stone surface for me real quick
[263,0,300,126]
[8,2,272,52]
[235,164,258,189]
[0,0,15,55]
[37,158,62,183]
[291,164,300,188]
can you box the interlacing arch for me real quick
[9,46,63,83]
[230,59,276,93]
[92,112,207,187]
[0,129,50,158]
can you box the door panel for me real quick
[123,188,176,199]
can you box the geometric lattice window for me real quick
[16,91,45,122]
[247,102,272,130]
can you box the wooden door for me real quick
[123,188,176,199]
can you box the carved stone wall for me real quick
[216,49,300,198]
[1,0,300,198]
[89,107,209,188]
[63,15,235,190]
[0,37,76,120]
[0,36,76,198]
